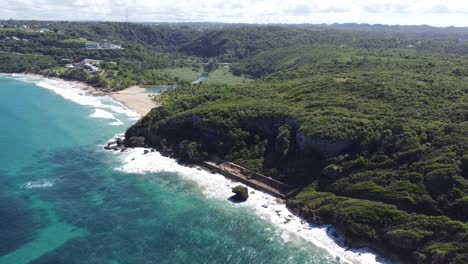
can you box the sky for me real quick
[2,0,468,27]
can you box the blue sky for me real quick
[2,0,468,27]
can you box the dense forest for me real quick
[1,20,468,89]
[2,20,468,263]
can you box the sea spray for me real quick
[109,119,124,126]
[24,180,54,189]
[89,109,116,119]
[116,148,388,264]
[2,73,387,264]
[3,74,140,119]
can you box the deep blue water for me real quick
[0,75,351,264]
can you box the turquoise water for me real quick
[0,75,352,264]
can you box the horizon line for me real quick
[1,19,467,29]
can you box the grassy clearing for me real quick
[61,38,89,44]
[162,67,203,82]
[0,28,19,32]
[205,66,252,85]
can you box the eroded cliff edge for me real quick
[124,106,468,264]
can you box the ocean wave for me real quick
[90,109,115,119]
[109,119,124,126]
[115,148,388,264]
[4,74,140,119]
[24,180,54,189]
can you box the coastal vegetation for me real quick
[2,20,468,263]
[123,25,468,263]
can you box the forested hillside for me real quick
[1,20,468,263]
[124,27,468,263]
[2,20,468,90]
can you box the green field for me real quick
[61,38,89,44]
[162,67,203,82]
[205,65,252,85]
[0,28,19,32]
[163,66,252,85]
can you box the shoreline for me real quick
[110,85,160,116]
[116,147,389,264]
[3,73,159,116]
[4,72,387,264]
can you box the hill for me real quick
[126,45,468,263]
[0,20,467,263]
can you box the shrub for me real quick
[322,164,343,179]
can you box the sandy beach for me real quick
[3,72,386,264]
[110,86,159,116]
[17,74,158,116]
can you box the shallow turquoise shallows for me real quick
[0,75,342,264]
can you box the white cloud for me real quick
[2,0,468,26]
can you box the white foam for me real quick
[24,180,54,189]
[4,74,140,120]
[115,148,389,264]
[109,119,124,126]
[90,109,115,119]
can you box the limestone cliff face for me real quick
[295,132,350,156]
[126,113,352,158]
[240,117,299,137]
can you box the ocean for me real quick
[0,74,384,264]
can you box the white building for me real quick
[85,42,122,50]
[84,63,99,73]
[85,43,100,49]
[101,43,122,49]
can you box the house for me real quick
[85,43,100,49]
[83,63,99,73]
[71,59,100,73]
[84,42,122,50]
[101,43,122,49]
[82,59,101,64]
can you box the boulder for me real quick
[231,185,249,202]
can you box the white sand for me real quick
[11,74,158,116]
[111,86,159,116]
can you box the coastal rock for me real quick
[231,185,249,202]
[124,136,145,148]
